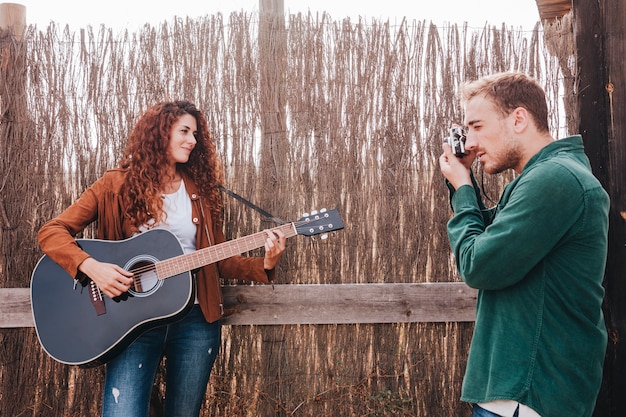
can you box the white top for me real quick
[138,179,198,302]
[479,400,541,417]
[139,179,196,253]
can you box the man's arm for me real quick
[448,164,583,290]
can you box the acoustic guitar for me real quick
[31,209,343,367]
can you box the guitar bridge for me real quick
[87,280,107,316]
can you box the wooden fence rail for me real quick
[0,283,477,328]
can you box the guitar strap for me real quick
[200,185,286,308]
[214,185,283,301]
[218,185,285,225]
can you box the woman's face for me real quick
[167,114,197,165]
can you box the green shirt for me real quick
[447,136,609,417]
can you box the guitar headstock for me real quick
[294,208,344,237]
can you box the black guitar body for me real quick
[30,229,194,367]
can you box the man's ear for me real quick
[511,107,529,133]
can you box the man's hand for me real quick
[78,257,134,298]
[439,142,474,189]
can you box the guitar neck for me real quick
[155,222,296,279]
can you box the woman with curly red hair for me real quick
[38,100,286,417]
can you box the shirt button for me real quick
[193,217,199,223]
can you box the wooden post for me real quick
[573,0,626,415]
[258,1,288,415]
[0,2,28,286]
[258,0,288,188]
[0,6,40,417]
[0,3,25,40]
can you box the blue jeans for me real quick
[101,305,221,417]
[472,404,520,417]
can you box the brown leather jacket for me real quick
[37,168,274,323]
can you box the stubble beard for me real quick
[482,142,522,175]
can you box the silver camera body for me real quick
[444,126,467,157]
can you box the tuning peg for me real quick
[311,210,318,215]
[320,208,327,213]
[302,212,309,217]
[320,234,329,240]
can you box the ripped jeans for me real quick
[101,305,221,417]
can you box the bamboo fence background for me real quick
[0,11,572,417]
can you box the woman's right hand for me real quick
[78,257,134,298]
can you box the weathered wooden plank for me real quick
[0,283,477,328]
[221,283,477,324]
[0,287,33,328]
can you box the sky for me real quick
[14,0,541,32]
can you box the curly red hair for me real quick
[119,101,224,230]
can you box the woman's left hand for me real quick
[263,229,286,270]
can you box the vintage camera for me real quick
[443,126,467,157]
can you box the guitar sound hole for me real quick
[124,256,162,297]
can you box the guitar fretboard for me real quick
[155,222,296,279]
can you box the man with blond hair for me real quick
[439,72,609,417]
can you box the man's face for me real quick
[463,95,523,174]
